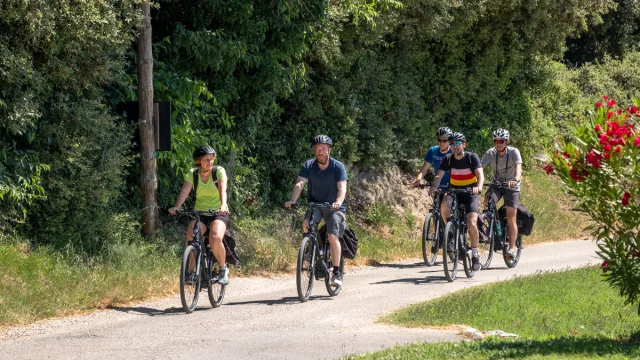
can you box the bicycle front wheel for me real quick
[208,258,226,308]
[442,222,458,282]
[422,213,439,266]
[478,212,494,269]
[325,240,344,296]
[296,236,314,302]
[180,245,201,313]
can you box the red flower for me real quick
[600,134,609,144]
[615,146,621,153]
[569,169,587,181]
[603,95,609,101]
[563,151,570,158]
[604,144,612,152]
[596,101,602,108]
[602,260,609,273]
[604,152,611,159]
[622,192,631,206]
[628,106,638,114]
[606,112,615,120]
[595,124,602,132]
[585,150,602,168]
[607,99,617,107]
[635,137,640,147]
[543,163,554,174]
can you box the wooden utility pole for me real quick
[138,1,157,237]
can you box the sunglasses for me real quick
[494,139,506,144]
[437,138,449,143]
[450,141,464,147]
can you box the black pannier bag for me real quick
[223,229,241,266]
[318,224,359,259]
[498,204,535,236]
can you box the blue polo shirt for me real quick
[299,158,349,212]
[425,145,451,189]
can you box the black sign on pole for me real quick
[117,101,172,151]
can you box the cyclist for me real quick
[481,128,522,260]
[429,132,485,270]
[284,135,348,287]
[412,126,453,196]
[169,146,231,285]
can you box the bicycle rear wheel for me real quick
[503,230,523,268]
[324,240,344,296]
[208,257,226,308]
[442,222,458,282]
[180,245,200,313]
[296,236,315,302]
[478,211,494,269]
[422,213,439,266]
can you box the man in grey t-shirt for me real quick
[481,128,522,260]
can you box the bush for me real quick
[546,96,640,312]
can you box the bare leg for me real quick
[506,207,518,249]
[209,220,227,268]
[327,233,342,268]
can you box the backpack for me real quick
[498,204,535,236]
[318,224,359,260]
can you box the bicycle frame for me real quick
[447,188,471,255]
[181,210,220,285]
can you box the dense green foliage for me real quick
[0,0,639,257]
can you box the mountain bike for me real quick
[442,188,477,282]
[420,185,447,266]
[177,209,226,313]
[481,183,523,268]
[291,202,345,302]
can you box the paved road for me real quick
[0,240,599,359]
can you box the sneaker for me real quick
[331,271,343,287]
[472,255,481,271]
[216,266,229,285]
[505,248,516,260]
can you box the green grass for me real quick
[349,266,640,359]
[0,241,177,326]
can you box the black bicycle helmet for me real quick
[493,128,510,139]
[192,145,216,159]
[435,127,453,138]
[450,132,466,143]
[313,134,333,146]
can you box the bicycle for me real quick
[441,188,478,282]
[290,202,345,302]
[481,183,523,268]
[177,209,226,313]
[419,184,447,266]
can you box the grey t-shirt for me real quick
[481,147,522,191]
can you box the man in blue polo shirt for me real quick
[413,127,453,203]
[285,135,348,286]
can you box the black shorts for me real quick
[445,192,479,214]
[199,212,230,229]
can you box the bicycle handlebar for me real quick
[288,201,333,210]
[175,209,219,218]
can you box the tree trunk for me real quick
[138,2,157,238]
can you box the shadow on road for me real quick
[370,276,474,285]
[225,295,332,306]
[108,305,197,316]
[369,262,425,269]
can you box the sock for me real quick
[472,247,478,256]
[333,266,340,273]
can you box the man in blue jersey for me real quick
[412,127,453,199]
